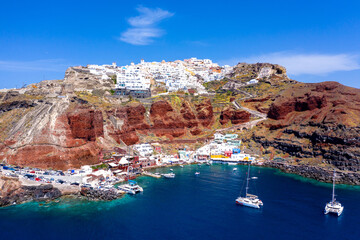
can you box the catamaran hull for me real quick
[236,199,261,209]
[324,206,344,216]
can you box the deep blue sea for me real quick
[1,165,360,240]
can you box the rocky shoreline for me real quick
[0,176,124,207]
[264,161,360,185]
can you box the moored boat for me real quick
[162,173,176,178]
[235,163,263,209]
[118,180,143,195]
[324,170,344,216]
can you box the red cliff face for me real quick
[68,109,104,141]
[253,81,360,171]
[107,104,150,145]
[195,99,214,127]
[3,107,104,170]
[267,81,360,126]
[220,107,251,125]
[150,101,186,139]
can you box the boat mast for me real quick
[332,169,336,203]
[245,163,251,197]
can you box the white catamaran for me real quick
[236,163,263,209]
[324,170,344,216]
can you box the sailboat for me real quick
[324,170,344,216]
[235,163,263,209]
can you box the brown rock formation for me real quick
[253,81,360,171]
[220,107,251,125]
[195,99,214,127]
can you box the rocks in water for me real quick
[0,182,62,207]
[265,162,360,185]
[80,187,122,201]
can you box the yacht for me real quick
[118,181,143,195]
[324,170,344,216]
[162,173,176,178]
[235,163,263,209]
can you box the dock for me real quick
[143,171,162,178]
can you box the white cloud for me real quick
[119,6,174,45]
[0,59,69,72]
[120,28,164,46]
[221,52,360,76]
[128,7,174,27]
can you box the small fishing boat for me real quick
[118,180,143,195]
[251,177,258,180]
[195,172,200,175]
[235,163,263,209]
[324,170,344,216]
[162,173,176,179]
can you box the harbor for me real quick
[1,164,359,240]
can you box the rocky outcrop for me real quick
[0,177,62,207]
[80,187,122,201]
[253,82,360,172]
[68,109,104,141]
[0,100,37,114]
[220,107,251,125]
[195,99,214,127]
[265,162,360,185]
[229,63,291,83]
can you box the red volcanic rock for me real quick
[7,143,101,170]
[267,81,360,126]
[67,109,104,141]
[231,110,251,124]
[190,128,202,135]
[181,101,198,128]
[220,107,251,125]
[107,104,150,145]
[196,99,214,127]
[150,100,185,138]
[254,81,360,172]
[150,101,173,116]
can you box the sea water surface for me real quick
[1,165,360,240]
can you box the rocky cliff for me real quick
[251,81,360,172]
[0,87,249,169]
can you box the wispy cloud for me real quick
[220,52,360,76]
[0,59,69,72]
[120,6,174,45]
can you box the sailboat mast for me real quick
[332,169,336,203]
[245,163,251,197]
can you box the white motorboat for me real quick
[118,181,143,195]
[195,172,200,175]
[324,170,344,216]
[235,163,263,209]
[233,168,238,171]
[162,173,175,178]
[180,165,184,168]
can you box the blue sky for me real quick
[1,0,360,89]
